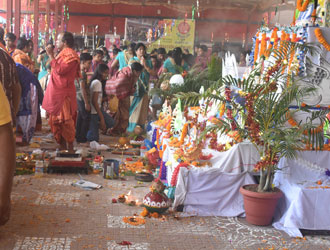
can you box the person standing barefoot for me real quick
[42,32,80,153]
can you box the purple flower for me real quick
[160,161,167,181]
[325,169,330,177]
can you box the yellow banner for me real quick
[148,19,195,53]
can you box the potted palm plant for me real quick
[176,42,327,226]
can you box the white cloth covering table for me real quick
[163,141,260,185]
[273,151,330,237]
[170,142,259,216]
[173,168,255,216]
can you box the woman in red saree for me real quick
[42,32,80,152]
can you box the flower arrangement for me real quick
[177,41,327,193]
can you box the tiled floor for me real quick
[1,174,330,250]
[3,125,330,249]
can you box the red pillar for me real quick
[46,0,50,43]
[6,0,13,33]
[33,0,39,58]
[14,0,21,38]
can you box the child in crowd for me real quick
[87,64,114,142]
[75,53,93,143]
[91,49,104,72]
[87,49,104,80]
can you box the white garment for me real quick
[90,79,102,115]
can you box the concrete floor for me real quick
[1,125,330,250]
[1,174,330,250]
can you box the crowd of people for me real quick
[0,27,241,225]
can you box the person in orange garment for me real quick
[0,85,15,226]
[42,32,80,153]
[12,37,35,73]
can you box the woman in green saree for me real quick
[128,43,157,132]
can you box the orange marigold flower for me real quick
[151,212,160,218]
[140,208,149,217]
[122,216,146,226]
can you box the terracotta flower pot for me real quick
[240,184,283,226]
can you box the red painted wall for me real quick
[0,1,263,44]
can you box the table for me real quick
[168,142,260,217]
[273,151,330,237]
[173,167,256,216]
[162,141,260,185]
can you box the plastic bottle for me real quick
[109,162,115,179]
[35,160,44,176]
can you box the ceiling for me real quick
[68,0,287,12]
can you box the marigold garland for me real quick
[166,119,172,133]
[179,123,189,146]
[156,129,160,148]
[275,30,287,61]
[287,112,323,135]
[219,103,225,117]
[122,216,146,226]
[297,0,310,12]
[315,28,330,52]
[259,33,267,58]
[280,31,286,49]
[265,28,278,57]
[280,32,291,74]
[274,30,279,50]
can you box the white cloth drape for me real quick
[173,168,256,217]
[273,151,330,237]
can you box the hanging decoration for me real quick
[196,0,200,18]
[253,32,260,64]
[259,32,267,58]
[315,27,330,51]
[45,13,48,35]
[62,3,69,31]
[192,4,195,20]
